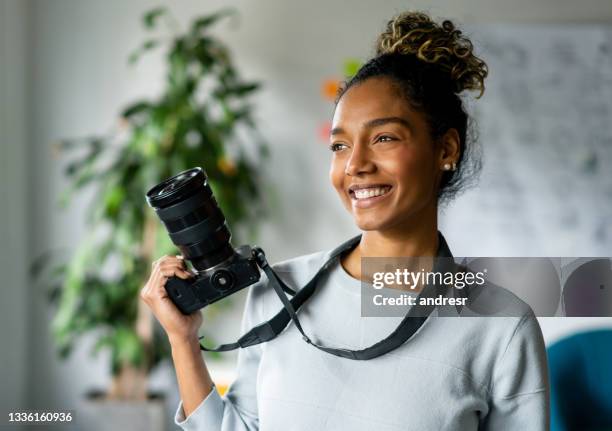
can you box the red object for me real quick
[318,121,332,142]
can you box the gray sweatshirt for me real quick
[174,247,550,430]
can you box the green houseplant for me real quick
[37,7,271,400]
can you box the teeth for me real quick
[353,186,390,199]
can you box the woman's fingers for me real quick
[153,255,185,269]
[159,262,193,280]
[151,255,193,279]
[142,255,193,303]
[144,269,165,297]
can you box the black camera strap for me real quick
[199,231,456,360]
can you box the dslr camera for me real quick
[146,167,262,314]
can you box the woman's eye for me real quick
[376,135,395,143]
[329,143,347,152]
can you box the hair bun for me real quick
[376,11,488,98]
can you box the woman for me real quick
[141,11,549,430]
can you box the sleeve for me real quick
[173,280,267,431]
[481,313,550,430]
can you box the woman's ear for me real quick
[438,128,461,166]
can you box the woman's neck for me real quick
[359,228,439,258]
[340,217,440,281]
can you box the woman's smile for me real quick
[349,185,394,209]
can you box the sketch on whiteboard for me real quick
[442,25,612,257]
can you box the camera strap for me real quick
[199,231,456,360]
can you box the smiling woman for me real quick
[328,11,488,280]
[142,10,550,431]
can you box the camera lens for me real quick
[146,167,235,271]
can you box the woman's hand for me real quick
[140,255,203,344]
[142,255,214,417]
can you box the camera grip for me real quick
[164,276,199,315]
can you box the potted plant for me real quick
[33,6,271,429]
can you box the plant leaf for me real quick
[128,40,160,65]
[122,101,152,118]
[143,7,167,29]
[191,8,236,33]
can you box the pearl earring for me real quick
[443,162,457,172]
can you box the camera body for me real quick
[146,167,263,314]
[164,245,261,314]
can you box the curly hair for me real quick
[335,11,489,205]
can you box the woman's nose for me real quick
[345,146,375,176]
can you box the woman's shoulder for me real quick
[271,249,330,280]
[245,247,333,320]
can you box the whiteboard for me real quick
[442,24,612,257]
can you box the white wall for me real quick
[2,0,611,429]
[0,0,30,417]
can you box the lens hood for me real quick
[146,167,207,209]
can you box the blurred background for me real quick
[1,0,611,430]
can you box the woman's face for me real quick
[329,77,450,232]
